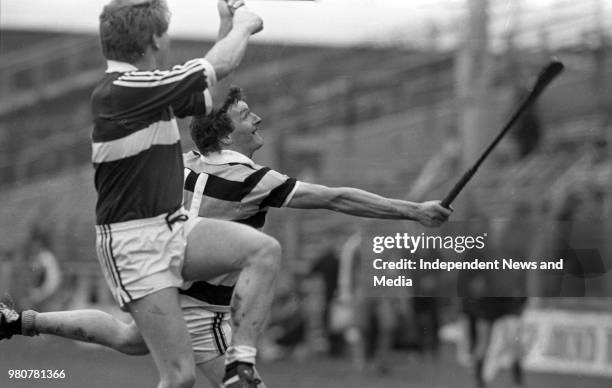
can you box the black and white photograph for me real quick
[0,0,611,387]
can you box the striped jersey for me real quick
[182,150,299,228]
[180,149,299,311]
[91,59,216,225]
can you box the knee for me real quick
[250,236,281,272]
[161,359,196,388]
[116,322,149,356]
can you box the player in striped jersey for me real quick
[178,86,452,385]
[1,86,451,387]
[183,86,451,227]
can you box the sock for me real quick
[21,310,39,337]
[5,314,22,336]
[224,345,257,365]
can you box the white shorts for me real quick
[95,208,187,308]
[182,216,234,364]
[182,303,232,364]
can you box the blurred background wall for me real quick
[2,0,610,296]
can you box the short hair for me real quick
[190,87,246,155]
[99,0,170,63]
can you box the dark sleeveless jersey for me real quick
[91,59,215,224]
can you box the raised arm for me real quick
[216,0,245,41]
[287,182,452,227]
[205,3,263,81]
[165,1,256,117]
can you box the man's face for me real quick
[227,100,263,157]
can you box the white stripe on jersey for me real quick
[188,173,209,218]
[92,120,180,163]
[114,66,205,88]
[204,89,213,113]
[282,180,300,207]
[119,59,202,80]
[115,59,217,87]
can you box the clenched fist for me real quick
[218,0,245,18]
[232,4,263,35]
[415,201,452,227]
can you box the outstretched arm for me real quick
[287,182,451,227]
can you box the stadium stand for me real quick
[0,27,610,303]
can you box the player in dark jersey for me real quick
[1,87,452,387]
[90,1,270,387]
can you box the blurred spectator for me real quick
[357,296,397,375]
[261,276,306,361]
[0,249,16,299]
[531,183,607,298]
[348,232,404,375]
[456,216,491,367]
[410,250,443,359]
[0,248,33,310]
[457,279,486,368]
[471,297,527,388]
[411,296,441,359]
[25,230,62,310]
[309,246,342,356]
[0,249,13,294]
[470,204,532,388]
[511,87,542,157]
[324,233,362,365]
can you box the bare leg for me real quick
[33,310,148,355]
[198,356,224,388]
[128,288,196,388]
[183,218,281,354]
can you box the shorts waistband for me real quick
[95,207,187,233]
